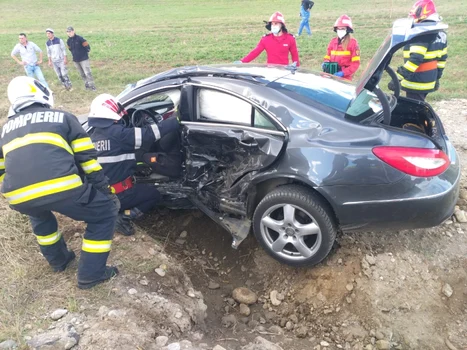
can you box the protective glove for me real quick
[94,180,121,211]
[321,62,326,71]
[233,60,243,64]
[334,71,344,78]
[388,80,396,91]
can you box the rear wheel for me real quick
[252,185,337,267]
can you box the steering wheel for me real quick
[385,66,400,99]
[130,109,161,127]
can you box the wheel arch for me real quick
[246,175,339,226]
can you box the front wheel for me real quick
[252,185,337,267]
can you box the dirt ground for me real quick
[1,100,466,350]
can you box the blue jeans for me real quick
[298,9,311,36]
[24,64,49,88]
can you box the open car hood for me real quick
[356,18,448,95]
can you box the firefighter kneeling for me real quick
[88,94,180,236]
[0,77,120,289]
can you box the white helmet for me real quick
[7,76,54,114]
[89,93,127,120]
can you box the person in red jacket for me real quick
[238,12,300,66]
[322,15,360,80]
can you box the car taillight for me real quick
[372,146,450,177]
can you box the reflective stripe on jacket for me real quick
[88,117,177,184]
[323,36,360,80]
[397,31,448,93]
[0,105,105,206]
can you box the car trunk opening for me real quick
[387,97,447,152]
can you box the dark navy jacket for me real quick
[67,34,90,62]
[88,117,179,185]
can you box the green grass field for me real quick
[0,0,466,112]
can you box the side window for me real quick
[254,109,276,130]
[127,89,181,115]
[197,89,252,126]
[197,89,277,130]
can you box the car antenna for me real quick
[285,61,298,74]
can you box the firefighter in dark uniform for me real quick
[391,0,448,101]
[0,76,120,289]
[87,94,180,236]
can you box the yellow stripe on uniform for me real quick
[409,46,427,55]
[437,61,446,68]
[324,55,330,60]
[36,231,61,246]
[82,239,112,253]
[71,137,94,153]
[3,174,82,205]
[2,132,73,156]
[331,50,351,56]
[0,158,4,170]
[403,61,419,72]
[80,159,102,174]
[351,56,360,62]
[0,174,4,184]
[401,80,436,91]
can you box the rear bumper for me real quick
[321,143,460,232]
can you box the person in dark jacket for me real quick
[1,76,120,289]
[390,0,447,101]
[87,94,180,236]
[66,26,96,91]
[297,0,314,37]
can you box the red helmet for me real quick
[268,11,286,25]
[334,15,354,33]
[409,0,437,22]
[265,11,288,32]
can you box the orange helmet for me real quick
[265,11,288,32]
[409,0,437,22]
[334,15,354,33]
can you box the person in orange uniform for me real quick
[322,15,360,80]
[238,12,300,66]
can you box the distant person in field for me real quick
[389,0,447,101]
[45,28,72,91]
[66,26,96,91]
[297,0,314,37]
[322,15,360,80]
[237,11,300,66]
[11,33,49,88]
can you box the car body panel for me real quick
[82,18,457,253]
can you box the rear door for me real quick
[180,84,287,213]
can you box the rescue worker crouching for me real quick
[0,76,120,289]
[322,15,361,80]
[87,94,180,236]
[389,0,447,101]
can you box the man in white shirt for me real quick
[11,33,49,88]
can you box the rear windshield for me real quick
[268,71,356,112]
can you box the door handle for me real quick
[239,139,258,147]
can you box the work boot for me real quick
[77,266,119,290]
[52,250,76,272]
[115,213,135,236]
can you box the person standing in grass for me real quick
[11,33,49,88]
[45,28,72,91]
[297,0,314,37]
[322,15,360,80]
[237,12,300,66]
[66,26,96,91]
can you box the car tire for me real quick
[252,185,337,267]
